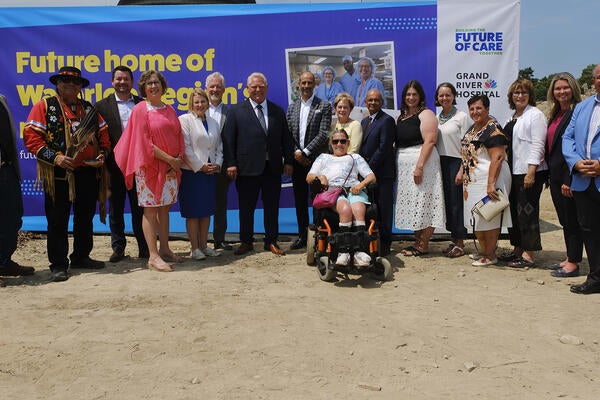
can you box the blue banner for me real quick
[0,2,437,233]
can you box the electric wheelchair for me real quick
[306,181,392,282]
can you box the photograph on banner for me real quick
[285,41,396,122]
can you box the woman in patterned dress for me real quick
[114,70,185,272]
[459,94,512,267]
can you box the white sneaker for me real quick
[202,247,221,257]
[335,252,351,266]
[191,249,206,260]
[353,251,371,267]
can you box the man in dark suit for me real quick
[0,94,35,284]
[562,63,600,294]
[222,72,294,256]
[286,71,332,249]
[95,66,148,262]
[206,72,233,250]
[360,89,396,255]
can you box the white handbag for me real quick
[472,188,510,221]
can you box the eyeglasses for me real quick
[146,80,161,86]
[58,76,82,85]
[513,91,529,96]
[331,139,348,145]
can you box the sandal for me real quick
[160,252,185,263]
[401,246,428,257]
[442,243,456,256]
[445,245,465,258]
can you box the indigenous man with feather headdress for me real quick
[24,66,110,282]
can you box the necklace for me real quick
[438,106,457,125]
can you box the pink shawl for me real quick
[114,102,184,197]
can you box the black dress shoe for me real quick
[109,250,125,263]
[0,260,35,276]
[50,270,69,282]
[570,280,600,295]
[544,263,563,270]
[264,242,286,256]
[70,257,105,269]
[215,241,233,251]
[498,251,518,262]
[551,267,579,278]
[290,238,307,250]
[234,242,254,255]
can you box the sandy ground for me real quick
[1,189,599,400]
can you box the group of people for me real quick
[308,55,386,108]
[2,62,600,296]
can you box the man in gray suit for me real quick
[206,72,232,250]
[95,66,148,262]
[222,72,294,256]
[286,71,332,249]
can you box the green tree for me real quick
[578,64,596,89]
[534,75,551,102]
[519,67,537,83]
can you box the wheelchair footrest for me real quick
[328,230,374,253]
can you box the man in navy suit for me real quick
[286,71,332,249]
[562,63,600,294]
[222,72,294,256]
[96,66,148,262]
[360,89,396,255]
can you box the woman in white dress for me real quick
[459,94,512,266]
[394,80,445,256]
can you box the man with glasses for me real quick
[96,66,148,263]
[286,71,332,250]
[360,89,396,255]
[222,72,294,256]
[563,64,600,294]
[24,66,111,282]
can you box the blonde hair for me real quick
[546,72,582,121]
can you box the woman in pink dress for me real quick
[114,70,185,272]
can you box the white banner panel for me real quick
[437,0,520,125]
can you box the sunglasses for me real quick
[331,139,348,145]
[58,76,82,85]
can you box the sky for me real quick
[519,0,597,79]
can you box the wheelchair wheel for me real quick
[317,256,336,282]
[306,229,316,266]
[371,257,392,281]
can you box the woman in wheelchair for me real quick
[306,129,376,266]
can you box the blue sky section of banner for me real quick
[0,2,435,28]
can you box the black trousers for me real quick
[375,177,394,252]
[573,182,600,282]
[507,171,547,251]
[235,163,281,245]
[291,161,311,241]
[440,156,467,240]
[45,167,98,272]
[213,170,232,243]
[0,164,23,265]
[549,180,583,263]
[108,161,147,255]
